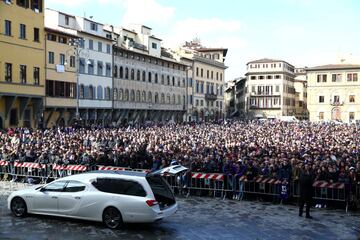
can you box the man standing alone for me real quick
[299,164,314,219]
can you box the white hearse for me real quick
[8,165,188,229]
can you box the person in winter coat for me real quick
[299,164,315,219]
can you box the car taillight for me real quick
[146,200,158,207]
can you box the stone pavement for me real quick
[1,182,360,240]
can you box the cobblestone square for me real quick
[1,192,359,240]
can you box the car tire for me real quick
[102,207,123,229]
[10,197,27,217]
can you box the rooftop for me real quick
[247,58,284,64]
[307,64,360,71]
[197,48,228,57]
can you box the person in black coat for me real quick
[299,164,314,219]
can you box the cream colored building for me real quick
[175,40,227,122]
[306,64,360,123]
[245,58,296,118]
[109,25,187,124]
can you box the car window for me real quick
[92,178,146,197]
[43,181,67,192]
[64,181,86,192]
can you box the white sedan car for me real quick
[8,165,188,229]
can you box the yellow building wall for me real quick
[307,69,360,123]
[46,97,76,107]
[0,2,45,128]
[44,30,77,127]
[45,37,76,83]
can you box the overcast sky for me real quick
[46,0,360,81]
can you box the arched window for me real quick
[182,78,185,87]
[89,85,94,99]
[161,75,164,85]
[178,95,181,105]
[130,90,135,101]
[97,85,103,99]
[167,76,170,85]
[161,93,165,103]
[177,77,180,87]
[131,69,135,80]
[148,91,152,103]
[137,70,140,81]
[183,95,186,105]
[79,84,84,98]
[114,65,118,78]
[105,87,111,100]
[119,66,123,78]
[113,88,118,100]
[84,86,89,99]
[155,92,159,103]
[124,89,129,101]
[142,91,146,102]
[125,67,129,79]
[148,72,152,83]
[136,90,140,102]
[119,89,123,101]
[142,71,146,82]
[166,94,171,104]
[155,73,158,84]
[172,77,175,86]
[172,94,176,104]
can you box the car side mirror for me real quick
[39,187,46,192]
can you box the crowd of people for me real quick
[0,121,359,188]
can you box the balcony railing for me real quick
[250,92,280,97]
[330,101,344,106]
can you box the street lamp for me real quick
[68,37,88,122]
[185,65,193,122]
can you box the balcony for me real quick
[250,92,280,97]
[330,101,344,106]
[249,105,281,110]
[205,93,217,101]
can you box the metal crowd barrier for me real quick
[189,172,225,197]
[0,160,355,211]
[0,160,10,181]
[51,164,90,179]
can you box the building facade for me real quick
[44,24,77,127]
[294,67,308,120]
[306,64,360,123]
[0,0,45,128]
[225,77,246,119]
[111,25,187,124]
[175,40,227,122]
[76,17,113,124]
[45,9,114,125]
[245,58,296,118]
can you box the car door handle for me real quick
[51,196,58,199]
[75,197,81,200]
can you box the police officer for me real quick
[299,163,314,219]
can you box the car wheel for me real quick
[102,207,123,229]
[11,197,27,217]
